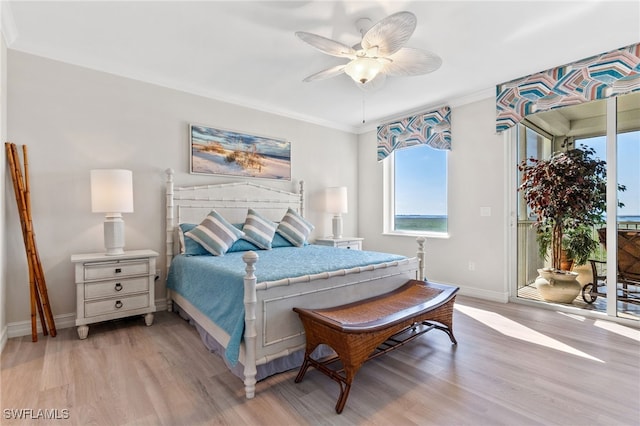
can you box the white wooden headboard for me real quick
[165,169,305,273]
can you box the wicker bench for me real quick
[293,279,459,413]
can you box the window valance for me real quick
[496,43,640,133]
[377,106,451,161]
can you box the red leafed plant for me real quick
[518,147,623,270]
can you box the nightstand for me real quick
[71,249,158,339]
[314,237,364,250]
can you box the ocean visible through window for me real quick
[394,144,448,233]
[577,131,640,224]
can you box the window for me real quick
[576,130,640,223]
[517,125,551,221]
[385,144,448,235]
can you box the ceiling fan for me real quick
[295,11,442,90]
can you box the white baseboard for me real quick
[6,312,76,339]
[155,298,167,312]
[5,297,168,339]
[458,286,510,303]
[428,281,509,303]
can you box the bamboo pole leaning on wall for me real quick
[5,142,56,341]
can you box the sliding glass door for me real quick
[615,93,640,319]
[515,92,639,320]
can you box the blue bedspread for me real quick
[166,245,406,365]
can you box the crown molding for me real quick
[356,86,495,134]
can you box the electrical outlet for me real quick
[468,262,476,271]
[155,269,161,281]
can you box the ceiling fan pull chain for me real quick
[362,94,366,124]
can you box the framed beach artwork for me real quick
[190,124,291,180]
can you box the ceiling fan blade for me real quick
[295,31,356,58]
[361,11,417,57]
[302,64,347,82]
[384,48,442,76]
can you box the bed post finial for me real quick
[416,237,426,281]
[242,251,259,399]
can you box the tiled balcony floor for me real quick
[518,283,640,320]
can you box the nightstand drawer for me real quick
[85,294,149,317]
[84,277,149,300]
[84,259,149,280]
[335,240,362,250]
[315,237,364,250]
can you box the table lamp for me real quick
[90,169,134,255]
[325,186,348,239]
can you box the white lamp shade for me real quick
[325,186,348,214]
[90,169,134,213]
[344,57,384,85]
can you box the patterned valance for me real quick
[496,43,640,133]
[377,106,451,161]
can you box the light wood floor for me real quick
[2,296,639,425]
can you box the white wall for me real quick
[0,32,7,349]
[5,50,512,334]
[5,50,359,330]
[358,97,509,301]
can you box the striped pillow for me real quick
[178,223,209,256]
[276,208,314,247]
[185,211,244,256]
[242,209,277,250]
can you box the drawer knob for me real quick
[115,268,122,274]
[115,300,123,309]
[114,283,123,292]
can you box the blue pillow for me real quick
[271,232,294,248]
[227,237,260,252]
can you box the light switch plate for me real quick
[480,207,491,217]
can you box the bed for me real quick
[164,169,425,399]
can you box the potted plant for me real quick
[518,146,622,302]
[535,222,601,271]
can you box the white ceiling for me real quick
[3,1,639,133]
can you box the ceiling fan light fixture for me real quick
[344,57,384,85]
[297,11,440,90]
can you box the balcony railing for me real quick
[517,220,640,288]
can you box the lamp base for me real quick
[332,215,343,239]
[104,214,125,256]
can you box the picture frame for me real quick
[190,124,291,180]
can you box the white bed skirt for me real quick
[173,301,331,382]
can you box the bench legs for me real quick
[295,349,354,413]
[294,341,366,414]
[431,321,457,345]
